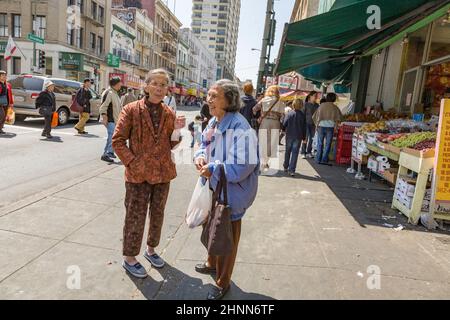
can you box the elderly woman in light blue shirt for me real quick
[193,79,259,300]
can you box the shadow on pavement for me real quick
[0,132,17,138]
[309,159,450,235]
[39,136,64,143]
[128,262,275,300]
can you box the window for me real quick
[211,21,217,25]
[52,79,81,95]
[67,0,84,13]
[9,77,44,91]
[12,57,21,74]
[91,2,97,20]
[12,14,21,38]
[33,16,46,39]
[209,37,216,40]
[76,28,83,48]
[0,13,7,37]
[98,6,104,24]
[97,36,103,55]
[90,32,96,50]
[210,29,216,33]
[137,28,143,42]
[67,28,75,45]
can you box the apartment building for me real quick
[191,0,240,80]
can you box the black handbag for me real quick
[201,165,234,256]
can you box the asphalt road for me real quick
[0,105,202,209]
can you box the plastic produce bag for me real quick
[5,107,15,125]
[186,178,213,228]
[51,112,58,128]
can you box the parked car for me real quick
[8,75,102,126]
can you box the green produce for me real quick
[390,132,436,148]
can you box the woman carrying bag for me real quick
[36,81,56,139]
[193,79,259,300]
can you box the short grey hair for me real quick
[213,79,241,113]
[145,68,170,84]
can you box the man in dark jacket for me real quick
[282,99,307,176]
[0,70,14,135]
[302,91,320,158]
[74,79,93,134]
[36,81,56,139]
[239,82,258,129]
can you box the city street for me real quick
[1,106,450,300]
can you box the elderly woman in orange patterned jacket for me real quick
[112,68,186,279]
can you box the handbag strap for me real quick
[260,98,279,122]
[212,164,228,207]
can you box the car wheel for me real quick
[57,108,70,126]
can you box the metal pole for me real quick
[32,1,36,71]
[257,0,274,94]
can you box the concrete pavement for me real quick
[1,108,450,299]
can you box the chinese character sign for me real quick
[434,99,450,204]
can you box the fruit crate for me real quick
[336,143,353,155]
[336,154,351,165]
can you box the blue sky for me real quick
[163,0,294,84]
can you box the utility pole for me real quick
[257,0,274,94]
[31,0,36,72]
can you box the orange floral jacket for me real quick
[112,99,180,184]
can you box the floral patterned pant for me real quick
[123,182,170,257]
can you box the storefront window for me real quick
[427,15,450,62]
[405,27,428,70]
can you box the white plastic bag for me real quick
[186,178,213,228]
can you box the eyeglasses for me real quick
[149,82,169,89]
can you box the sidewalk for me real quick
[0,155,450,299]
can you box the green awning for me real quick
[275,0,450,76]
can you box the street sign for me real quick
[107,53,121,67]
[27,33,45,45]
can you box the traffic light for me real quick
[38,50,46,69]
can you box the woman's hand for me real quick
[175,116,186,129]
[195,157,207,171]
[200,165,212,178]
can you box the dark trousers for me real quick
[316,126,334,163]
[301,123,316,155]
[207,220,241,290]
[284,138,301,173]
[123,182,170,257]
[43,113,52,135]
[0,105,7,130]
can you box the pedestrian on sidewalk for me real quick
[112,68,186,279]
[74,79,93,135]
[36,80,56,139]
[99,76,123,163]
[301,91,320,159]
[239,82,258,130]
[0,70,14,135]
[313,93,343,165]
[252,85,285,172]
[282,99,306,177]
[194,79,259,300]
[121,88,137,107]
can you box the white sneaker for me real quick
[301,155,307,159]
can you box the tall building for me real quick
[0,0,112,90]
[191,0,241,80]
[153,0,181,81]
[180,28,217,92]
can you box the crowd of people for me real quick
[0,66,344,300]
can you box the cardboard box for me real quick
[383,168,398,185]
[378,161,391,174]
